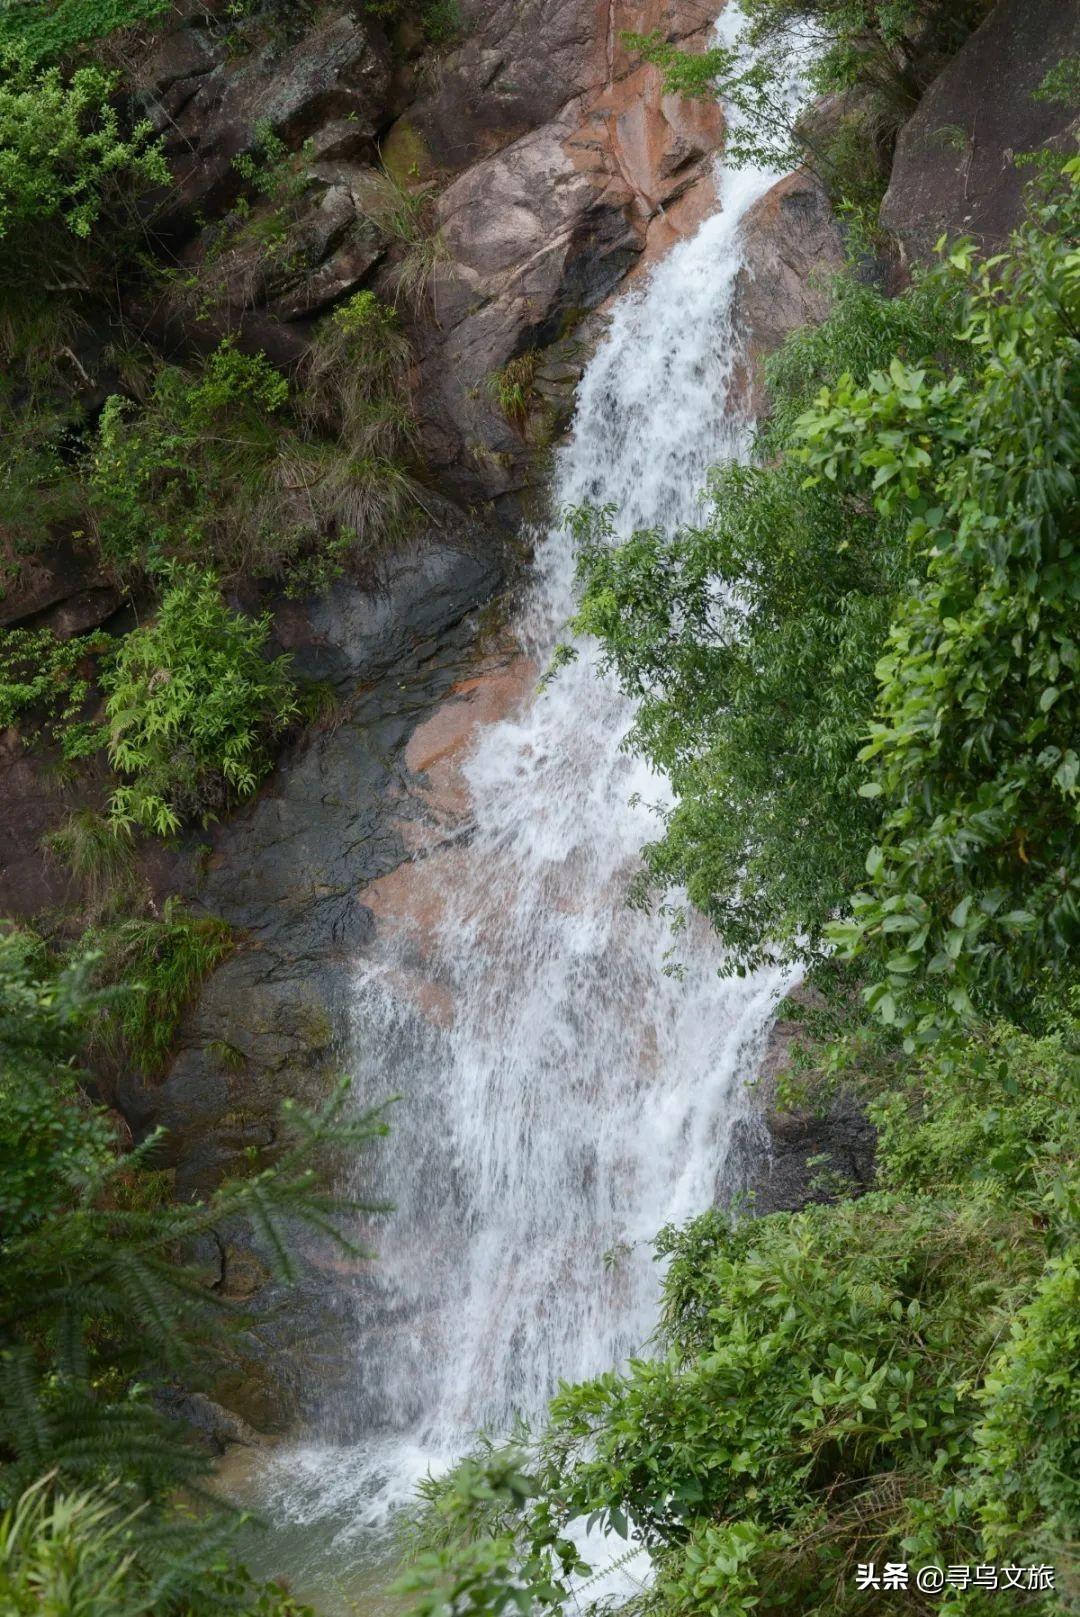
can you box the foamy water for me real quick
[248,6,809,1600]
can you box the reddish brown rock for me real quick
[416,0,730,495]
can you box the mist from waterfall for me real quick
[250,0,807,1582]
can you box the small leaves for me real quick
[102,566,297,836]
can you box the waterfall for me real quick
[251,0,807,1584]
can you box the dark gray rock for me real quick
[114,534,505,1205]
[881,0,1080,262]
[728,992,877,1218]
[136,7,392,226]
[271,526,506,692]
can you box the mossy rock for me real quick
[381,115,437,185]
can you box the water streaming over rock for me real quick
[252,2,807,1585]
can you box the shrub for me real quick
[89,343,294,580]
[299,289,414,450]
[626,0,990,188]
[806,165,1080,1035]
[102,566,297,835]
[0,51,167,287]
[91,332,423,584]
[289,291,426,560]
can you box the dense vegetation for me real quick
[394,102,1080,1617]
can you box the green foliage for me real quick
[565,272,962,973]
[231,119,293,198]
[802,169,1080,1035]
[102,566,297,835]
[400,1012,1078,1617]
[1034,55,1080,109]
[91,329,422,584]
[83,898,234,1075]
[0,1474,317,1616]
[0,294,99,574]
[488,352,539,434]
[0,624,108,759]
[394,1448,581,1617]
[0,924,389,1530]
[0,51,167,285]
[417,0,463,50]
[567,164,1080,1035]
[0,0,170,64]
[737,0,989,105]
[89,342,297,580]
[359,0,465,50]
[971,1253,1080,1569]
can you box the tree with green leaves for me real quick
[800,164,1080,1038]
[567,161,1080,1040]
[560,272,962,977]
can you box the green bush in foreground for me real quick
[570,160,1080,1039]
[803,166,1080,1038]
[103,566,297,835]
[398,1010,1079,1617]
[0,1475,315,1617]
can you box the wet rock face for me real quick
[114,532,506,1201]
[729,992,877,1218]
[103,530,510,1433]
[881,0,1080,262]
[731,169,845,414]
[128,0,729,500]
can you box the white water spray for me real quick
[253,1,808,1578]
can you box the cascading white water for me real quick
[252,2,807,1586]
